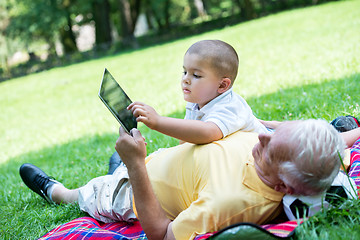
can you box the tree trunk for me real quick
[194,0,207,18]
[1,36,10,78]
[201,0,210,14]
[163,0,170,29]
[149,8,164,30]
[47,37,58,60]
[235,0,255,20]
[188,0,197,19]
[144,3,155,30]
[119,0,141,48]
[258,0,268,15]
[232,0,244,19]
[59,8,78,54]
[278,0,288,10]
[93,0,112,49]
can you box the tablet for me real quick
[98,68,137,133]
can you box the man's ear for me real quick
[274,182,294,195]
[218,78,231,94]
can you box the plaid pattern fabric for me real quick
[261,220,303,238]
[193,220,303,239]
[39,217,146,240]
[40,137,360,240]
[194,232,215,239]
[349,137,360,197]
[40,217,302,240]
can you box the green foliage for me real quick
[295,199,360,239]
[0,1,360,238]
[6,0,65,44]
[2,0,341,81]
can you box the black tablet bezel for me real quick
[98,68,137,133]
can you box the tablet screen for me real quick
[98,68,137,133]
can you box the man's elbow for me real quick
[163,222,176,240]
[146,223,175,240]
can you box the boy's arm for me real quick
[128,102,223,144]
[341,127,360,148]
[156,116,223,144]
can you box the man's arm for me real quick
[128,102,223,144]
[115,127,175,240]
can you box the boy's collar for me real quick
[195,88,233,111]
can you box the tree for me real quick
[188,0,207,19]
[92,0,112,49]
[6,0,78,56]
[232,0,255,20]
[143,0,171,31]
[59,2,78,54]
[118,0,141,48]
[0,0,11,76]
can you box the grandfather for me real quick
[20,119,346,240]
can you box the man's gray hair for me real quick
[278,119,346,196]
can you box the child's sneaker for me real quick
[19,163,61,203]
[330,115,360,132]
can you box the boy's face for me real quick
[182,53,223,108]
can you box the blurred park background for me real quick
[1,0,339,81]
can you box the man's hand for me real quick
[115,127,147,170]
[115,126,175,240]
[128,102,160,130]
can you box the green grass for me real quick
[1,0,360,239]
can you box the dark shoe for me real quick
[330,115,360,132]
[108,151,124,175]
[19,163,60,203]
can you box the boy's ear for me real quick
[218,78,232,94]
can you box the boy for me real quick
[128,40,268,144]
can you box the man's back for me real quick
[145,131,284,239]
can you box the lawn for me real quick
[1,0,360,239]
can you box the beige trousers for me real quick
[78,165,136,223]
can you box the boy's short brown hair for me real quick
[186,40,239,85]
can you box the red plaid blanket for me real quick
[40,137,360,240]
[40,216,302,240]
[39,217,146,240]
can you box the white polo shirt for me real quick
[184,88,268,137]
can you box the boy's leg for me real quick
[51,185,79,204]
[19,163,77,204]
[108,151,124,175]
[331,115,360,132]
[77,165,136,223]
[20,163,136,223]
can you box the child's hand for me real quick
[128,102,160,130]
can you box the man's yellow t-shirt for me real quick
[144,131,284,240]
